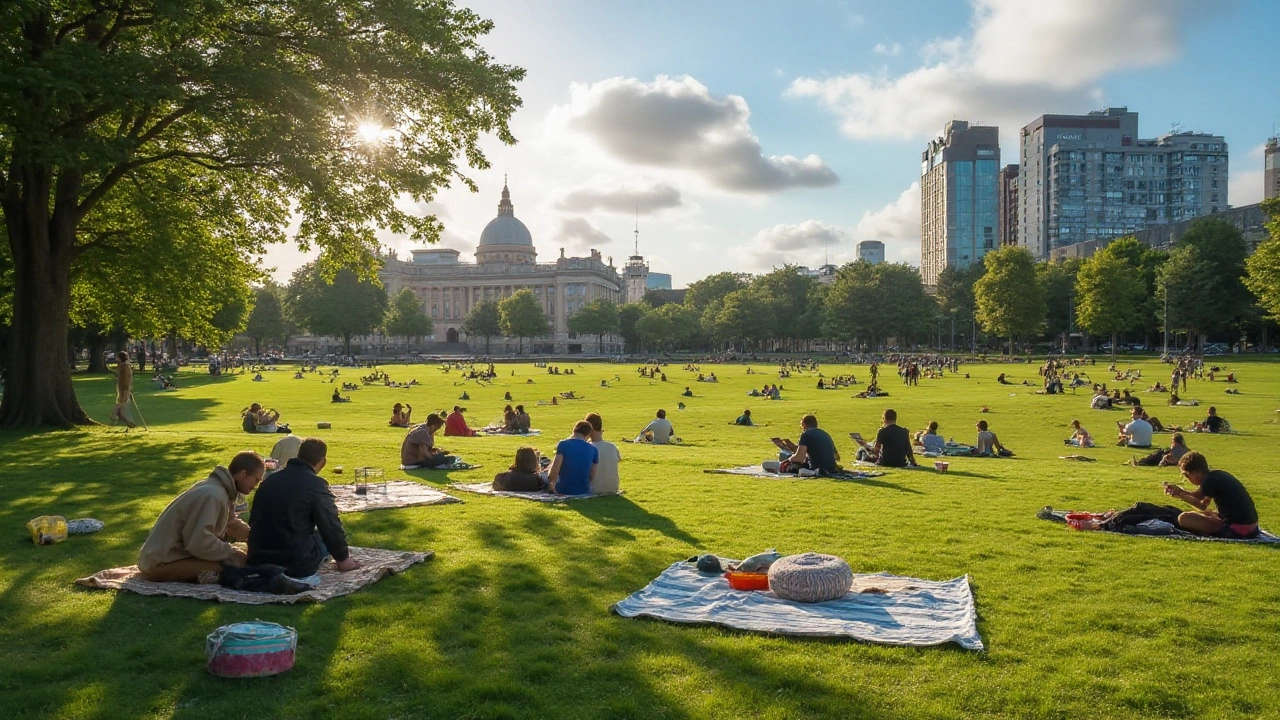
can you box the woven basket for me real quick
[767,553,853,603]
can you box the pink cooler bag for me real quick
[206,621,297,678]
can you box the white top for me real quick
[1124,418,1154,447]
[589,439,622,494]
[643,418,674,444]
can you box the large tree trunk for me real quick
[0,164,92,427]
[86,327,108,373]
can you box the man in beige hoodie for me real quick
[137,451,266,583]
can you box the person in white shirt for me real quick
[1117,405,1154,448]
[639,409,675,444]
[584,412,621,494]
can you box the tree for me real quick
[383,288,433,352]
[750,266,815,348]
[1036,259,1080,347]
[245,284,288,356]
[567,298,619,353]
[1245,199,1280,323]
[499,289,549,353]
[684,272,747,312]
[823,261,878,346]
[1075,253,1144,359]
[974,247,1045,353]
[713,289,777,349]
[657,303,703,350]
[463,300,502,354]
[935,263,984,350]
[1177,216,1252,337]
[633,308,674,351]
[617,303,646,353]
[287,264,388,355]
[0,2,522,427]
[1157,245,1218,350]
[1091,237,1166,340]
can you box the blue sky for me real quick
[267,0,1280,286]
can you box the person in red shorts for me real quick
[1164,451,1260,539]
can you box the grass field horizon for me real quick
[2,357,1278,719]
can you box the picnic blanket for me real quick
[400,460,481,471]
[329,480,460,512]
[704,465,887,480]
[478,427,543,436]
[613,560,983,650]
[75,547,432,605]
[1037,509,1280,544]
[449,481,622,503]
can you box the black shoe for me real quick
[267,574,312,595]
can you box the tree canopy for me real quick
[1245,199,1280,323]
[498,290,549,352]
[383,288,433,350]
[463,300,502,353]
[244,283,288,356]
[1075,252,1144,357]
[287,264,388,355]
[0,0,523,426]
[567,298,619,352]
[974,247,1045,352]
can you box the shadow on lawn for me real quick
[570,495,701,545]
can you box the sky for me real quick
[265,0,1280,287]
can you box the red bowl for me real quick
[724,571,770,591]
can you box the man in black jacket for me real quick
[248,437,362,577]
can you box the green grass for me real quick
[2,357,1279,719]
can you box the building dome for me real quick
[478,183,533,247]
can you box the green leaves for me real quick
[286,262,388,353]
[1245,199,1280,322]
[974,247,1045,347]
[383,287,432,344]
[498,289,549,350]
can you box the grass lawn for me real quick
[2,357,1279,719]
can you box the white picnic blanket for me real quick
[449,482,622,503]
[704,466,886,480]
[329,480,460,512]
[614,561,983,650]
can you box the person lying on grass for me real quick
[972,420,1012,457]
[733,409,754,427]
[546,421,598,495]
[1115,405,1153,448]
[137,451,265,584]
[389,403,412,428]
[1163,451,1260,539]
[249,438,362,577]
[851,409,915,467]
[492,447,547,492]
[400,414,455,469]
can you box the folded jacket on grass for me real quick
[449,481,622,503]
[1038,509,1280,544]
[330,480,461,512]
[399,461,481,471]
[75,547,431,604]
[704,465,886,480]
[614,560,983,650]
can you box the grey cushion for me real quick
[767,553,853,603]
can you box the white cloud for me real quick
[873,42,901,57]
[554,181,684,214]
[852,183,921,265]
[553,216,614,253]
[743,220,847,271]
[1231,171,1263,208]
[550,75,838,193]
[789,0,1208,140]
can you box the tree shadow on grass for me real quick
[569,496,701,546]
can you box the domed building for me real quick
[380,182,625,354]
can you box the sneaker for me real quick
[267,574,313,595]
[798,468,818,478]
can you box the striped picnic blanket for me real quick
[704,466,886,480]
[449,482,622,503]
[614,560,984,650]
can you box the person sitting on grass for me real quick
[1194,406,1228,433]
[915,421,944,454]
[501,404,518,432]
[851,409,914,467]
[638,409,675,444]
[973,419,1012,457]
[1163,451,1260,539]
[400,414,455,469]
[248,438,362,578]
[546,421,598,495]
[783,414,840,475]
[241,403,290,434]
[1065,419,1094,448]
[389,403,412,428]
[585,412,622,495]
[1141,410,1166,432]
[331,388,350,403]
[137,451,265,584]
[1132,432,1190,467]
[733,409,754,426]
[682,386,694,397]
[514,405,532,433]
[444,406,478,437]
[1116,405,1153,449]
[492,447,546,492]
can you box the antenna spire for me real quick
[633,205,639,256]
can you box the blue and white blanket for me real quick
[704,466,886,480]
[613,560,984,650]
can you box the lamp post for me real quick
[1162,274,1169,358]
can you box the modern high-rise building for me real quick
[857,240,885,265]
[1018,107,1228,259]
[920,120,999,287]
[997,164,1019,247]
[1266,137,1279,201]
